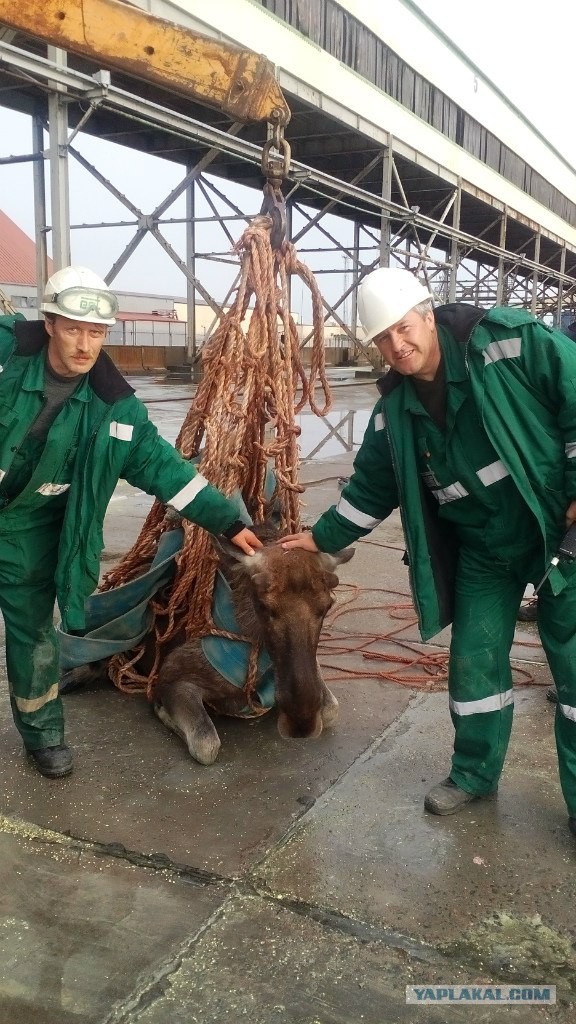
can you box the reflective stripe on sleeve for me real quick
[449,689,514,716]
[432,481,469,504]
[374,412,385,432]
[110,421,134,441]
[336,496,383,530]
[169,473,208,511]
[0,469,5,481]
[565,442,576,460]
[483,337,521,365]
[559,702,576,723]
[476,460,510,486]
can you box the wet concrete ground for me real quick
[0,372,573,1022]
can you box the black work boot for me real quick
[424,777,484,815]
[27,744,73,779]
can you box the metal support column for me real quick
[47,47,71,268]
[185,167,196,363]
[474,262,481,304]
[531,233,541,317]
[32,115,48,307]
[380,140,393,267]
[557,246,566,326]
[496,209,507,306]
[351,220,360,347]
[448,180,461,302]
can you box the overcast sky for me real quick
[0,0,573,299]
[412,0,575,166]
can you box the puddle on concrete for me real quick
[127,375,377,461]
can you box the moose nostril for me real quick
[277,711,323,739]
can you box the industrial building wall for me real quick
[254,0,576,227]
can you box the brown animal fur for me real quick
[65,524,354,764]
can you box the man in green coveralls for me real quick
[282,266,576,841]
[0,265,262,779]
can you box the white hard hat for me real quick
[40,265,118,325]
[357,267,433,342]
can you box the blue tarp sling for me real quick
[57,526,185,676]
[58,469,278,708]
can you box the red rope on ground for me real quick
[317,579,545,691]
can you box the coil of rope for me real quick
[100,215,331,699]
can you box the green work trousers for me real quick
[0,520,64,749]
[0,405,83,749]
[448,545,576,816]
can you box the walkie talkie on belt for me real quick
[533,522,576,595]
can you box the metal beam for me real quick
[32,115,48,302]
[46,47,71,267]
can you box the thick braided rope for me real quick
[100,219,331,698]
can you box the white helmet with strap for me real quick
[40,266,118,325]
[358,267,433,342]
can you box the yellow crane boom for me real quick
[0,0,291,126]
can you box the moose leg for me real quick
[153,678,221,765]
[320,681,339,728]
[60,660,110,693]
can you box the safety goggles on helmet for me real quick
[49,286,119,320]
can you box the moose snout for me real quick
[277,709,323,739]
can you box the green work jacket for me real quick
[312,304,576,640]
[0,315,244,631]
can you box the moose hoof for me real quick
[153,702,221,765]
[321,689,339,728]
[189,733,221,766]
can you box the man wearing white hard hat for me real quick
[283,265,576,842]
[0,266,262,779]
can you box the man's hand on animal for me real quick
[279,531,319,552]
[229,527,264,555]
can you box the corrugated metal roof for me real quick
[0,210,52,285]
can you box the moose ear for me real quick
[319,547,355,570]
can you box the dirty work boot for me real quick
[424,777,482,815]
[27,744,73,779]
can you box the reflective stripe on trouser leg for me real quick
[535,560,576,816]
[1,580,64,748]
[0,526,64,749]
[448,546,526,796]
